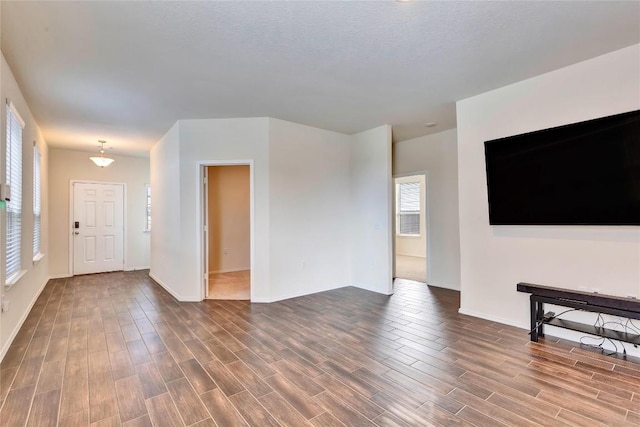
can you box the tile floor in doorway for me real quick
[395,254,427,283]
[208,270,250,300]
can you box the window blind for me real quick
[144,184,151,231]
[33,145,42,256]
[6,101,24,279]
[398,182,420,235]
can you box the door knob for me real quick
[74,231,79,235]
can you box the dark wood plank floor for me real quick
[1,271,639,426]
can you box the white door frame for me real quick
[196,160,255,301]
[392,172,430,284]
[69,180,127,276]
[203,166,210,299]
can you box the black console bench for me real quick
[517,282,640,345]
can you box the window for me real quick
[397,182,420,236]
[144,184,151,231]
[33,144,42,259]
[5,101,25,283]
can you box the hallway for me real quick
[395,254,427,283]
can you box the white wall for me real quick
[394,129,461,290]
[457,44,640,349]
[208,165,251,273]
[268,118,352,301]
[1,53,50,359]
[150,118,394,302]
[48,148,150,277]
[149,123,182,298]
[350,125,394,295]
[394,175,427,258]
[152,118,271,301]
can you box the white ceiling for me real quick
[1,1,639,157]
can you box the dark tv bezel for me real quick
[484,109,640,226]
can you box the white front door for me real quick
[73,182,124,275]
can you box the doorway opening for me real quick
[70,181,125,275]
[393,174,428,283]
[202,163,252,300]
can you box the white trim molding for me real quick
[458,307,528,330]
[149,272,201,302]
[196,160,255,302]
[209,267,250,274]
[0,276,49,362]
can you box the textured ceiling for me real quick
[1,1,639,156]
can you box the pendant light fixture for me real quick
[90,140,115,167]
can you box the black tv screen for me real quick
[484,110,640,226]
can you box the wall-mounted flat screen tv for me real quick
[484,110,640,226]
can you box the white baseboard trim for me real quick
[210,267,250,274]
[250,297,272,303]
[427,282,461,291]
[352,282,394,296]
[456,312,639,359]
[0,276,50,362]
[457,307,528,330]
[252,283,351,303]
[148,272,202,302]
[48,274,72,279]
[125,266,150,272]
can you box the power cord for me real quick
[528,309,577,335]
[578,314,637,356]
[532,309,639,356]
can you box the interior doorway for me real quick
[393,174,428,283]
[203,164,251,300]
[71,181,125,275]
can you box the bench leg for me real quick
[537,301,545,338]
[530,298,538,342]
